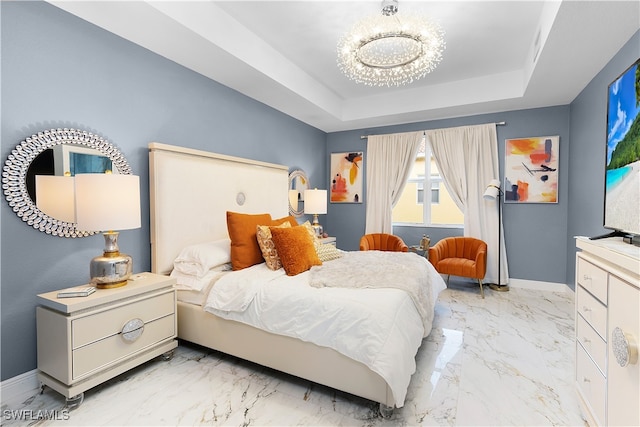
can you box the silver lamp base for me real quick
[311,214,323,237]
[90,231,133,289]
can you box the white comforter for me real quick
[204,252,446,407]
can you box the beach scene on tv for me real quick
[605,59,640,236]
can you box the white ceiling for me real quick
[48,1,640,132]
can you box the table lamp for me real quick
[304,188,327,237]
[75,173,141,288]
[35,174,76,223]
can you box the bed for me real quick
[148,142,446,415]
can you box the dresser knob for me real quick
[583,274,592,281]
[583,306,591,312]
[611,327,638,367]
[121,318,145,342]
[583,337,591,344]
[582,377,590,383]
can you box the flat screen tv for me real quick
[594,58,640,244]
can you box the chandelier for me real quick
[337,0,445,87]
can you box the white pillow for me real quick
[171,268,224,292]
[173,238,231,278]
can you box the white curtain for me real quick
[426,123,508,286]
[365,131,423,234]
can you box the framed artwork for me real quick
[504,136,559,203]
[330,152,363,203]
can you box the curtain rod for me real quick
[360,121,507,139]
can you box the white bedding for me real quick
[203,252,446,407]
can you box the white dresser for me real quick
[36,272,177,405]
[575,237,639,426]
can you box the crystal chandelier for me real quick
[337,0,445,87]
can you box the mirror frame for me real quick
[2,128,132,237]
[288,169,309,217]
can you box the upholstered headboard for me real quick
[149,143,289,275]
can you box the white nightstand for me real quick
[319,236,336,246]
[36,272,177,406]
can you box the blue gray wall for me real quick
[566,30,640,286]
[326,107,572,287]
[0,1,325,381]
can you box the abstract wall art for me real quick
[504,136,559,203]
[330,151,363,203]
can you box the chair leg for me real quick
[446,275,450,287]
[478,279,484,299]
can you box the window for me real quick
[392,138,464,227]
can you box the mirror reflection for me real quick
[288,169,309,217]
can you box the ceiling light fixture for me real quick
[337,0,445,87]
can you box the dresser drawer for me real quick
[607,275,640,427]
[72,314,175,379]
[577,257,608,304]
[72,292,175,349]
[577,285,607,339]
[576,314,606,374]
[576,344,606,426]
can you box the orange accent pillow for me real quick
[226,211,272,270]
[272,215,298,227]
[270,225,322,276]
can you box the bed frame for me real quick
[148,143,395,411]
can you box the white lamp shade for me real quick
[75,174,141,231]
[35,175,76,223]
[483,179,501,200]
[304,189,327,215]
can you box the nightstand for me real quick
[36,272,177,406]
[319,236,336,246]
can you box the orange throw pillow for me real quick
[272,215,298,228]
[256,222,291,270]
[270,225,322,276]
[227,211,272,270]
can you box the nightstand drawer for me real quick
[576,314,606,373]
[72,314,175,379]
[577,285,607,339]
[577,257,608,304]
[72,292,174,349]
[576,343,606,426]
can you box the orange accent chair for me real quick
[359,233,409,252]
[428,236,487,298]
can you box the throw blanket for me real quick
[309,251,436,336]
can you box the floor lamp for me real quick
[483,179,509,292]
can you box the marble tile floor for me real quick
[2,279,586,426]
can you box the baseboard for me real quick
[1,369,39,404]
[508,278,573,293]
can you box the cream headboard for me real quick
[149,142,289,275]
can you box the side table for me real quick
[36,272,177,407]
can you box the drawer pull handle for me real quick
[583,337,591,344]
[582,306,591,312]
[611,327,638,367]
[121,318,145,342]
[582,274,591,281]
[582,377,590,383]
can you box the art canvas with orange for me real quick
[504,136,559,203]
[330,152,363,203]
